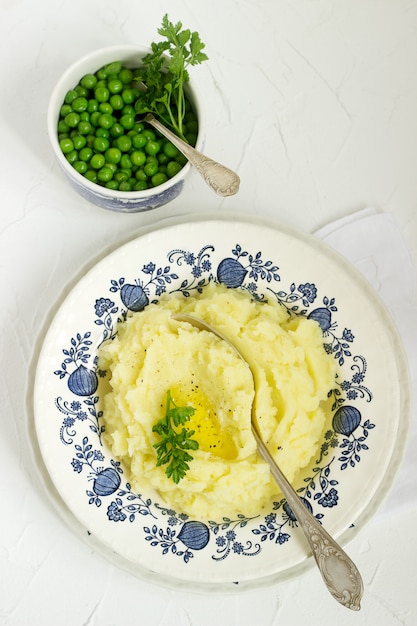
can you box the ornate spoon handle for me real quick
[252,427,364,611]
[145,113,240,197]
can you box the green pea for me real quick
[119,67,133,84]
[60,104,73,117]
[64,112,80,128]
[105,147,122,164]
[114,169,130,183]
[99,102,113,115]
[95,86,110,103]
[157,152,169,165]
[163,142,179,158]
[167,160,182,178]
[79,146,93,162]
[72,135,86,150]
[132,133,147,149]
[97,167,114,182]
[72,96,88,112]
[77,121,92,135]
[120,114,135,130]
[98,113,114,129]
[96,68,107,81]
[108,78,123,94]
[109,94,124,110]
[119,180,132,191]
[104,161,117,173]
[64,89,78,104]
[58,120,70,133]
[110,123,124,138]
[142,129,156,141]
[93,136,110,153]
[73,160,88,174]
[80,73,97,90]
[130,150,146,167]
[87,99,99,113]
[135,169,148,182]
[104,180,118,190]
[151,172,168,186]
[84,169,98,183]
[86,135,95,148]
[144,161,158,177]
[95,127,109,138]
[75,85,88,97]
[145,140,161,156]
[134,180,148,191]
[121,104,135,116]
[115,135,132,152]
[59,137,74,153]
[65,149,78,164]
[90,111,101,127]
[90,153,106,169]
[120,154,132,170]
[121,88,135,104]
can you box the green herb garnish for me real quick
[152,390,199,483]
[134,14,208,141]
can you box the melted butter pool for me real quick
[171,386,238,460]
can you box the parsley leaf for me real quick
[152,390,199,484]
[134,14,208,141]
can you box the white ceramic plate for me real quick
[33,213,410,592]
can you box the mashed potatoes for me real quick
[99,283,336,520]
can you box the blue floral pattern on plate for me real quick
[51,240,374,564]
[34,216,408,589]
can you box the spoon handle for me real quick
[252,427,364,611]
[145,114,240,197]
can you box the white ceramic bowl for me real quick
[47,45,204,212]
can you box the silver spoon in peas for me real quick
[173,313,364,611]
[145,113,240,197]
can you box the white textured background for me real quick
[1,1,416,624]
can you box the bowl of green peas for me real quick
[47,44,204,212]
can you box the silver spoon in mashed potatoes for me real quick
[173,312,363,611]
